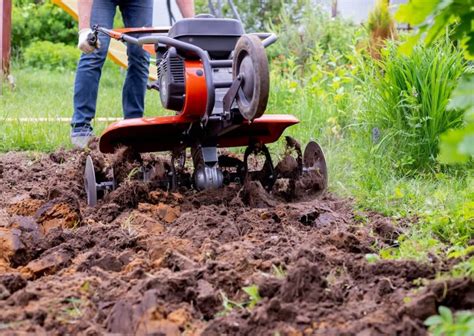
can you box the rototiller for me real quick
[84,4,327,206]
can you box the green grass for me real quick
[0,61,164,151]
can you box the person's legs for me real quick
[71,0,117,134]
[120,0,153,119]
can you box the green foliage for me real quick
[365,40,464,172]
[12,0,128,57]
[367,0,395,32]
[439,72,474,163]
[380,231,443,261]
[268,2,362,73]
[271,264,287,279]
[217,285,262,316]
[448,72,474,117]
[448,246,474,278]
[218,291,244,316]
[423,199,474,246]
[451,256,474,278]
[378,0,474,260]
[395,0,474,164]
[365,253,380,263]
[0,61,164,151]
[199,0,361,67]
[374,174,473,262]
[233,0,307,32]
[242,285,262,309]
[12,0,77,55]
[396,0,474,58]
[61,297,83,319]
[195,0,307,32]
[262,3,364,144]
[23,41,80,71]
[424,306,474,336]
[439,124,474,164]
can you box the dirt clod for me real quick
[238,181,277,208]
[22,249,72,279]
[35,199,82,234]
[0,273,27,294]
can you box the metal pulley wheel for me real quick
[303,141,328,190]
[232,34,270,121]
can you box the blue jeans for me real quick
[71,0,153,130]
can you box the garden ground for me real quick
[1,1,473,333]
[0,146,472,335]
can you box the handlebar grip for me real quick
[87,32,98,47]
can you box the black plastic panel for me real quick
[168,18,245,59]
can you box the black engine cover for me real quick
[157,48,185,111]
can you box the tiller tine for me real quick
[84,155,116,207]
[243,142,276,191]
[303,141,328,191]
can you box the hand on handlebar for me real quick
[78,28,101,54]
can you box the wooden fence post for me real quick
[331,0,338,18]
[1,0,12,81]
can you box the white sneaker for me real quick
[71,126,94,149]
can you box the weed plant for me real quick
[424,306,474,336]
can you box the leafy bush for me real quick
[23,41,80,71]
[268,2,362,72]
[364,39,465,172]
[12,0,77,55]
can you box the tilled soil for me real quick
[0,148,472,335]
